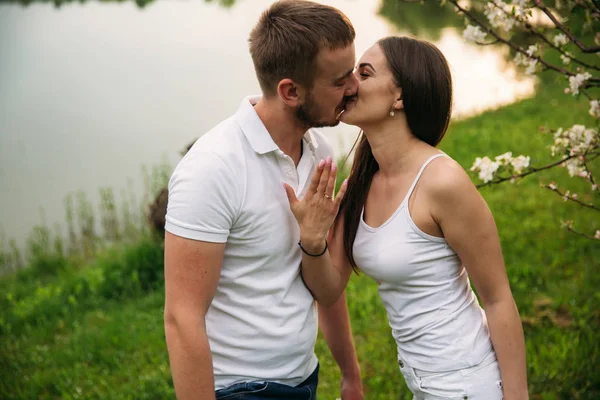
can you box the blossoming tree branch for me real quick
[403,0,599,240]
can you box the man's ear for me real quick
[277,78,304,107]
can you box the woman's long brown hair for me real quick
[334,36,453,272]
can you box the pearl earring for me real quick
[389,110,395,117]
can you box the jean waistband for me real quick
[296,363,319,388]
[396,339,493,373]
[399,350,497,378]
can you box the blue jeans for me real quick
[215,364,319,400]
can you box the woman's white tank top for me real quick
[353,153,493,371]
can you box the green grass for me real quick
[1,291,173,400]
[1,79,599,399]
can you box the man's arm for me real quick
[164,232,225,400]
[318,292,363,400]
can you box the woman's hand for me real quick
[283,156,348,253]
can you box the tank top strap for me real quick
[402,153,449,205]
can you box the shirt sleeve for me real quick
[165,151,241,243]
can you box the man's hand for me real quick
[340,375,364,400]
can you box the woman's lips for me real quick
[336,98,357,120]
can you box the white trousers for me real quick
[399,352,503,400]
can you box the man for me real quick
[163,1,363,399]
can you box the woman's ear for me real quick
[393,90,403,110]
[393,98,404,111]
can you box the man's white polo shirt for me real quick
[165,96,334,390]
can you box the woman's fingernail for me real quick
[318,159,325,168]
[332,164,337,173]
[326,156,332,164]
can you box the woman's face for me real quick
[339,43,401,128]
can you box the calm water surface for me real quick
[0,0,535,246]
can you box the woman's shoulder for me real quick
[421,154,477,201]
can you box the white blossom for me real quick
[552,125,597,156]
[484,2,517,32]
[463,5,598,220]
[484,2,504,25]
[578,171,590,179]
[564,159,583,177]
[511,155,530,173]
[589,100,600,119]
[553,127,564,139]
[551,125,598,177]
[565,125,595,148]
[511,0,530,16]
[471,156,500,183]
[525,59,538,75]
[463,25,487,43]
[550,125,598,178]
[514,47,539,75]
[495,151,513,165]
[514,52,528,66]
[569,72,592,96]
[560,54,571,65]
[526,44,539,57]
[550,138,568,156]
[595,230,600,240]
[553,33,569,47]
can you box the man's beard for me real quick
[295,94,339,128]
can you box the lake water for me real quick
[0,0,536,247]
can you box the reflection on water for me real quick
[0,0,535,244]
[438,28,535,119]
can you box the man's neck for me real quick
[253,96,307,165]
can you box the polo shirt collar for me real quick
[235,95,319,155]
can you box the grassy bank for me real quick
[1,78,598,399]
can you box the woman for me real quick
[283,36,528,399]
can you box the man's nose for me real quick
[344,74,359,97]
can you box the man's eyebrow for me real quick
[334,68,355,82]
[358,62,376,72]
